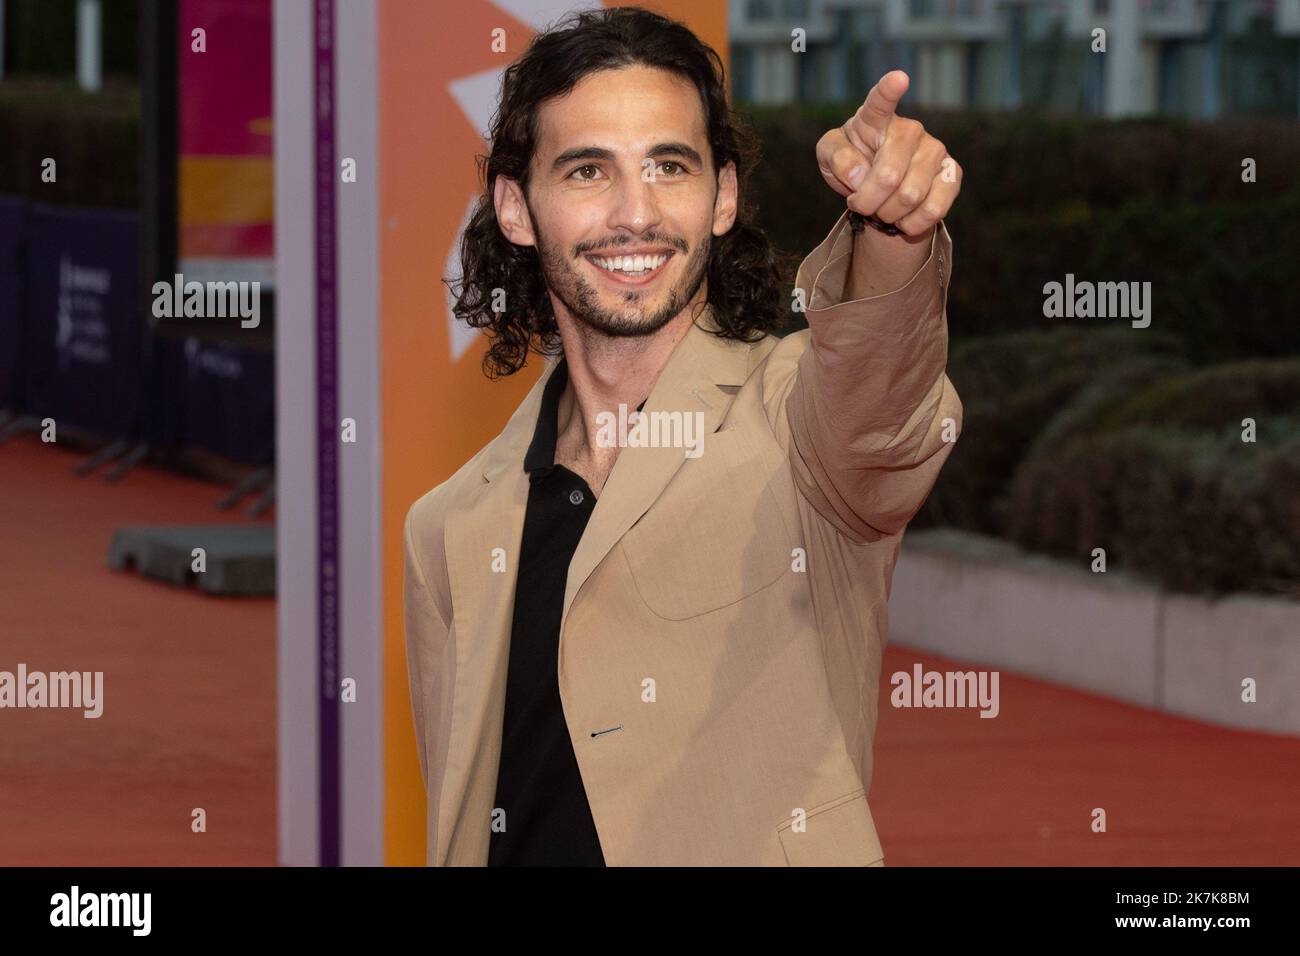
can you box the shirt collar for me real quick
[524,357,569,476]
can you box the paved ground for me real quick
[2,436,1296,866]
[873,647,1300,865]
[0,437,276,865]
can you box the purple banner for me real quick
[0,197,27,411]
[22,204,142,441]
[152,336,275,465]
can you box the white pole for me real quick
[1105,0,1142,116]
[77,0,102,92]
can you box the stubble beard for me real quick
[535,224,711,340]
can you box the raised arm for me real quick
[785,71,963,542]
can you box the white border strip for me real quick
[275,0,319,867]
[276,0,385,867]
[336,0,384,867]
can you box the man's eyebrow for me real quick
[647,142,703,166]
[550,142,705,171]
[551,146,616,171]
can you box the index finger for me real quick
[850,70,910,141]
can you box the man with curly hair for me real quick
[404,6,963,866]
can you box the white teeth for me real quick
[594,253,668,275]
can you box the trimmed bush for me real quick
[1098,358,1300,432]
[6,0,137,77]
[0,82,139,208]
[1007,426,1300,596]
[1006,360,1300,596]
[913,327,1185,533]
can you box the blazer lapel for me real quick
[561,307,755,624]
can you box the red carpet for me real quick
[873,649,1300,865]
[0,436,275,866]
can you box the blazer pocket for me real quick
[777,788,886,867]
[619,427,793,620]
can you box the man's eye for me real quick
[571,165,601,181]
[658,161,685,176]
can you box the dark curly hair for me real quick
[447,6,788,378]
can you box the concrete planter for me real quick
[890,529,1300,735]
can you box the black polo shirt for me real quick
[488,357,635,867]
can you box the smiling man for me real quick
[404,6,963,867]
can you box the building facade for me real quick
[730,0,1300,116]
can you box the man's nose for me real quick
[606,173,661,234]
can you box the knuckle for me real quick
[834,145,859,169]
[922,201,944,220]
[899,185,924,207]
[875,165,902,188]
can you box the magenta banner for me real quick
[177,0,274,287]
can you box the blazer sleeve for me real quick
[784,211,962,542]
[403,503,452,863]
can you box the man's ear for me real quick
[493,175,537,247]
[711,160,739,236]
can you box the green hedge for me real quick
[1006,424,1300,597]
[0,80,139,208]
[912,327,1187,534]
[915,329,1300,595]
[6,0,138,77]
[1095,359,1300,432]
[0,0,139,208]
[1005,359,1300,596]
[745,106,1300,360]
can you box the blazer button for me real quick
[569,489,584,505]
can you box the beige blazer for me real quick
[404,212,960,866]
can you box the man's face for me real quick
[496,64,738,338]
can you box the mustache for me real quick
[572,234,690,257]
